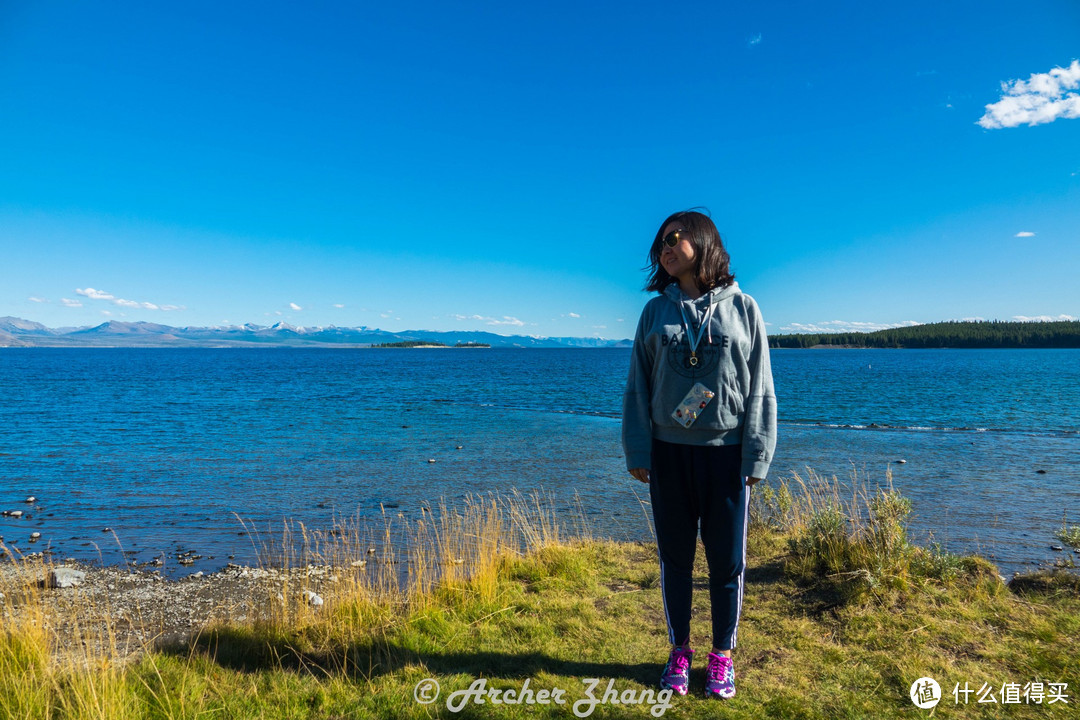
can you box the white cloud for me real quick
[617,318,625,323]
[76,287,115,300]
[592,325,607,330]
[75,287,183,312]
[779,320,923,334]
[747,33,762,46]
[1015,231,1035,237]
[567,312,581,318]
[290,302,302,311]
[978,59,1080,129]
[61,298,83,308]
[488,316,525,327]
[333,304,345,309]
[1013,314,1077,322]
[451,313,525,327]
[380,311,393,318]
[28,296,47,303]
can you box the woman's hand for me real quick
[629,468,650,484]
[746,476,763,486]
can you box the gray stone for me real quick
[47,567,87,589]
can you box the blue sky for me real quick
[2,0,1078,338]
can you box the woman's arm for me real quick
[741,298,777,480]
[622,307,654,473]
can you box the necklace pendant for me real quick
[689,354,699,367]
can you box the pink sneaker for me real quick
[660,647,693,696]
[705,652,735,699]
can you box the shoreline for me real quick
[3,500,1079,717]
[4,538,1078,666]
[0,558,348,662]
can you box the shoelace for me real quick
[707,658,730,681]
[665,654,690,677]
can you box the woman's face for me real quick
[659,221,697,283]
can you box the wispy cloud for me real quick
[77,287,114,300]
[333,304,345,309]
[28,296,47,303]
[978,59,1080,129]
[75,287,183,311]
[779,320,923,334]
[566,312,581,318]
[1013,314,1077,322]
[1015,231,1036,237]
[61,298,83,308]
[747,33,762,46]
[289,302,302,311]
[452,314,525,327]
[489,316,525,326]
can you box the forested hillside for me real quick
[769,320,1080,348]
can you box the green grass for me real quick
[2,477,1078,719]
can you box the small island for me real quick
[369,341,491,349]
[769,320,1080,349]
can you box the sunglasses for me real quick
[661,230,685,248]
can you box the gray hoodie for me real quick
[621,281,777,478]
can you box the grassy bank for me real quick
[2,476,1078,719]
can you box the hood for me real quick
[662,281,741,306]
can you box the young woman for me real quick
[622,209,777,700]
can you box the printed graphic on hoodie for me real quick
[662,332,730,379]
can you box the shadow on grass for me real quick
[153,556,835,683]
[745,556,847,617]
[156,630,657,685]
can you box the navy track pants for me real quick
[649,438,750,651]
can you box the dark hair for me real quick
[644,209,735,293]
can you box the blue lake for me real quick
[1,347,1078,577]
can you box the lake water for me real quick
[1,348,1078,577]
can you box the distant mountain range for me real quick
[0,317,632,349]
